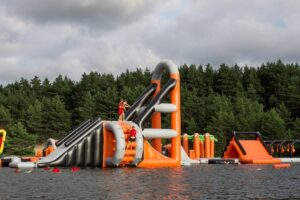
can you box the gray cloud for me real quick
[0,0,299,84]
[2,0,160,30]
[142,0,300,66]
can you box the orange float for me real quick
[210,138,215,158]
[273,163,291,169]
[189,150,195,160]
[183,133,189,154]
[204,133,210,158]
[286,144,290,153]
[280,146,285,153]
[199,140,204,158]
[193,133,200,159]
[292,145,296,153]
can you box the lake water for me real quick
[0,164,299,200]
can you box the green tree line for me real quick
[0,60,299,155]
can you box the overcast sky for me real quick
[1,0,299,84]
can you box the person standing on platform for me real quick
[118,99,130,121]
[118,98,124,121]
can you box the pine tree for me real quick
[292,118,300,139]
[25,100,43,139]
[76,92,96,124]
[94,87,119,120]
[234,96,264,131]
[30,76,42,97]
[5,122,36,156]
[260,109,286,139]
[0,105,12,125]
[40,96,71,140]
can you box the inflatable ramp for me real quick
[223,131,281,164]
[37,118,103,167]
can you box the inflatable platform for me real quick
[223,131,281,164]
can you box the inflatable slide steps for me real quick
[120,134,137,166]
[102,121,144,167]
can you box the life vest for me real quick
[130,129,137,138]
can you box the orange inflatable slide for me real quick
[223,131,281,164]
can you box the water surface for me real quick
[0,164,299,199]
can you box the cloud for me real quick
[2,0,160,30]
[142,0,300,66]
[0,0,299,84]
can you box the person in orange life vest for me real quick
[126,126,136,149]
[118,98,124,121]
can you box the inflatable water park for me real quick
[0,60,299,170]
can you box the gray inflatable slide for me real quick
[37,82,158,168]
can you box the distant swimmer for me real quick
[24,169,33,173]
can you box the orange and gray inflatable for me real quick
[102,60,181,168]
[37,60,181,168]
[137,60,181,167]
[0,129,6,155]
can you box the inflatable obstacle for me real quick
[181,133,217,160]
[223,131,281,164]
[0,129,6,155]
[36,60,182,168]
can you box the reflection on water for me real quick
[0,164,299,199]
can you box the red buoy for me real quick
[71,167,80,172]
[52,168,60,173]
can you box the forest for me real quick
[1,60,299,156]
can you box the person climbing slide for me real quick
[126,126,136,150]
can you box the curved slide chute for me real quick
[134,78,177,128]
[125,83,157,121]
